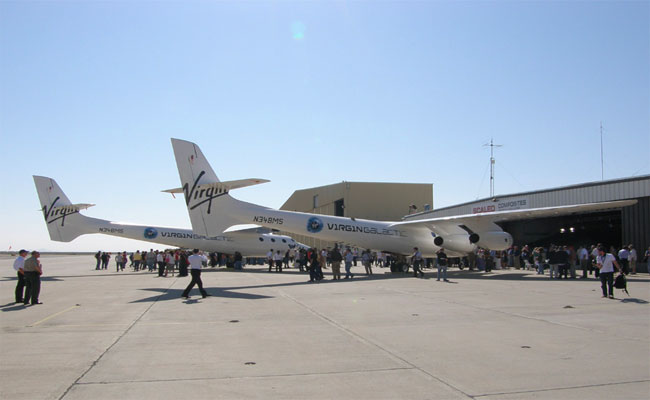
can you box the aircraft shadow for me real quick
[129,287,274,303]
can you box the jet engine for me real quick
[433,234,476,253]
[469,231,513,250]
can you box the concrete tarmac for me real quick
[1,255,649,399]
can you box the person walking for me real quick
[23,251,43,305]
[181,249,209,299]
[13,249,28,303]
[436,248,449,281]
[412,247,424,278]
[596,246,621,299]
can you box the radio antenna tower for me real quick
[600,121,604,181]
[483,138,503,198]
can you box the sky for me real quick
[1,1,648,252]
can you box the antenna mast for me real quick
[600,121,604,181]
[483,138,503,198]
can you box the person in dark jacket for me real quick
[558,247,570,279]
[178,252,189,277]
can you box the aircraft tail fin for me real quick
[171,138,251,235]
[33,176,97,242]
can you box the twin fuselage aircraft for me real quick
[34,140,636,259]
[170,138,636,258]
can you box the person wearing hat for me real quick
[23,251,43,305]
[13,249,28,303]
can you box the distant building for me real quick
[404,175,650,270]
[280,181,433,249]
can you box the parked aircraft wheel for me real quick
[399,262,409,273]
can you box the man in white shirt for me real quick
[181,249,210,299]
[13,249,28,303]
[596,247,621,299]
[273,250,283,272]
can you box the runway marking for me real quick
[28,305,80,327]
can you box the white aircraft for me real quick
[33,176,302,256]
[170,138,637,257]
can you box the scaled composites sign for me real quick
[472,197,529,214]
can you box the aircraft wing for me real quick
[222,224,263,233]
[389,199,637,233]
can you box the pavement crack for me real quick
[75,366,416,385]
[472,379,650,398]
[57,277,179,400]
[246,274,474,399]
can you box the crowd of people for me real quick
[467,243,645,278]
[11,243,649,304]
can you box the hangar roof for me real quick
[405,175,650,220]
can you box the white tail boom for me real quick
[33,175,302,255]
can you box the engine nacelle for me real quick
[472,231,513,250]
[433,234,475,253]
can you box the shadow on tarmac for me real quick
[129,287,274,303]
[0,302,28,312]
[0,276,64,282]
[619,297,649,304]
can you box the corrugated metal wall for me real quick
[622,197,650,263]
[410,176,650,218]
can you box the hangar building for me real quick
[280,181,433,249]
[404,175,650,270]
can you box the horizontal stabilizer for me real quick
[222,224,262,233]
[41,203,95,213]
[162,178,270,194]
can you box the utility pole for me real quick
[600,121,604,181]
[483,138,503,198]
